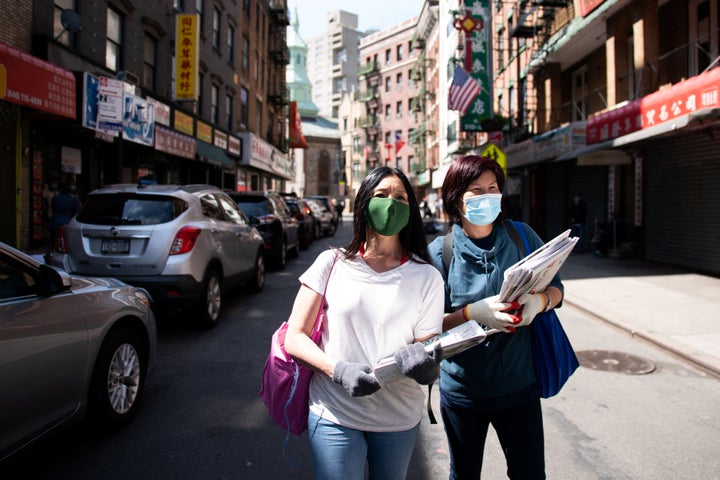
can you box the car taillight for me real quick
[170,226,201,255]
[54,225,68,253]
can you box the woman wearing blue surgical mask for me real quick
[284,167,445,480]
[427,155,565,479]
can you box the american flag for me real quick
[448,65,481,115]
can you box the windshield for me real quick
[76,194,187,225]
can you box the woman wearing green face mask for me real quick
[284,167,445,480]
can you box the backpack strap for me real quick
[504,219,529,256]
[441,230,454,275]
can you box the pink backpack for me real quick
[259,253,338,436]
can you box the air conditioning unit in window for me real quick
[116,70,140,85]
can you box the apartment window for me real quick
[396,101,403,119]
[211,84,219,124]
[385,49,391,64]
[173,0,183,10]
[196,0,203,33]
[242,35,249,71]
[689,0,719,75]
[54,0,76,47]
[227,23,235,65]
[198,73,204,114]
[212,7,221,50]
[243,0,250,16]
[571,66,587,121]
[143,34,156,90]
[408,155,415,172]
[256,99,262,133]
[385,131,391,144]
[254,50,259,82]
[385,104,391,120]
[225,94,234,131]
[105,7,123,71]
[385,76,391,92]
[396,72,403,90]
[396,44,403,61]
[240,87,248,129]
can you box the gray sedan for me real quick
[0,242,157,463]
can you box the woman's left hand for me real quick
[516,293,548,327]
[394,343,443,385]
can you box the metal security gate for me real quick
[643,132,720,275]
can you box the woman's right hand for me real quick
[464,295,520,333]
[333,361,381,397]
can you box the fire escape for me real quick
[508,0,571,141]
[268,1,290,152]
[358,60,382,171]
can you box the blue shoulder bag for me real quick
[504,220,580,398]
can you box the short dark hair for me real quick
[441,155,506,225]
[344,166,430,263]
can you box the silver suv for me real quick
[50,184,265,328]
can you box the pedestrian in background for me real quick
[427,155,564,479]
[284,166,445,480]
[50,183,81,242]
[569,193,587,252]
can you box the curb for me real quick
[564,298,720,380]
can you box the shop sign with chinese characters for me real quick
[0,42,76,119]
[174,14,199,100]
[587,66,720,144]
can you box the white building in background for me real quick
[305,10,364,119]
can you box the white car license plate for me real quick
[101,238,130,254]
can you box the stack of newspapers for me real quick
[373,229,578,385]
[498,228,578,302]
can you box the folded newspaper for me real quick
[373,321,496,385]
[373,229,578,385]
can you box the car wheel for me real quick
[247,250,265,293]
[314,223,321,239]
[198,267,222,328]
[327,222,337,237]
[87,327,146,430]
[289,234,300,258]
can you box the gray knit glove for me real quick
[394,343,443,385]
[332,361,381,397]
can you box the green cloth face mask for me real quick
[365,197,410,236]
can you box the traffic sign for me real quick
[481,143,506,175]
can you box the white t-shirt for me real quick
[299,248,445,432]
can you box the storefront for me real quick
[0,42,77,249]
[237,132,293,192]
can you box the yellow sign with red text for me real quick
[174,14,199,101]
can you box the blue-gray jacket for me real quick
[428,221,564,402]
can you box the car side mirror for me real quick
[248,216,260,227]
[38,264,72,296]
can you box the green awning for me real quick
[196,141,235,170]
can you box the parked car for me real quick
[228,191,300,270]
[305,198,336,237]
[0,241,157,462]
[50,184,266,328]
[305,195,339,229]
[284,197,316,250]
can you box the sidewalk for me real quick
[560,252,720,378]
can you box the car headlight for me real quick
[132,288,153,307]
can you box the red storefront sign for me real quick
[0,42,76,119]
[155,125,197,159]
[587,66,720,144]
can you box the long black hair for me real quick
[343,166,430,263]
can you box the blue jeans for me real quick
[308,411,420,480]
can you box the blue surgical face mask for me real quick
[463,193,502,226]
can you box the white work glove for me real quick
[516,293,549,327]
[464,294,520,333]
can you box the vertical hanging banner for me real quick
[288,101,308,148]
[175,14,199,101]
[455,0,492,132]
